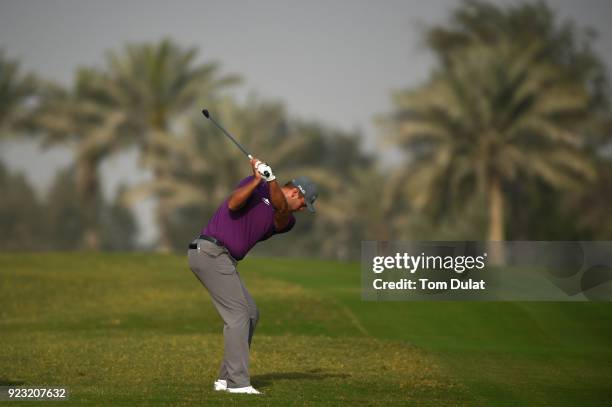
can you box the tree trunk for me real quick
[76,157,100,251]
[155,198,173,253]
[487,176,504,241]
[487,176,505,266]
[153,162,173,253]
[148,124,174,253]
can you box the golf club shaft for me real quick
[202,110,253,160]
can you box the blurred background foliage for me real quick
[1,0,611,259]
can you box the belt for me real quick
[188,234,224,250]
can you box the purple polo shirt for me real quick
[202,176,296,260]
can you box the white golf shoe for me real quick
[226,385,262,395]
[213,379,227,391]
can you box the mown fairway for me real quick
[1,253,611,405]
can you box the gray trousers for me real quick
[187,239,259,388]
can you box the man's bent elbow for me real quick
[227,196,243,211]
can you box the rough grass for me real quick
[0,253,611,405]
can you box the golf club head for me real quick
[202,109,210,118]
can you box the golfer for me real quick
[187,158,317,394]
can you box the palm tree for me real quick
[386,40,596,247]
[425,0,610,147]
[98,38,241,252]
[33,68,134,249]
[0,50,37,138]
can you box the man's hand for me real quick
[252,158,276,182]
[250,158,263,181]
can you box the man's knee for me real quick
[224,305,251,328]
[251,307,259,326]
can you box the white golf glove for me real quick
[256,161,275,182]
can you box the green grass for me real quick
[0,253,611,405]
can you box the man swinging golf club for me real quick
[187,110,318,395]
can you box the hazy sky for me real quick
[2,0,611,244]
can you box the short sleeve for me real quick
[236,176,255,189]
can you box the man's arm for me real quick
[227,159,263,211]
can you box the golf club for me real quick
[201,109,271,178]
